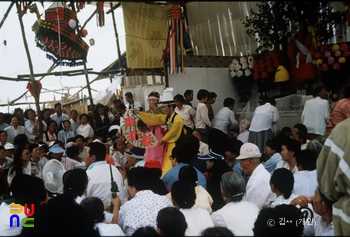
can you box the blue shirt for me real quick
[162,163,207,190]
[232,160,250,183]
[263,153,282,174]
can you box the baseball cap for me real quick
[49,144,65,154]
[236,143,261,160]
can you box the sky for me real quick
[0,1,126,113]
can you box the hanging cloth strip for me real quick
[96,1,105,27]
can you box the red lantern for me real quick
[26,81,42,97]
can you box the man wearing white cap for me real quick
[236,143,276,209]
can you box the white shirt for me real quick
[195,102,211,129]
[175,105,196,129]
[86,162,125,205]
[211,201,260,236]
[0,202,26,236]
[94,223,125,236]
[249,103,279,132]
[275,160,299,174]
[69,118,79,133]
[198,141,209,156]
[211,107,238,134]
[76,123,94,139]
[293,169,317,197]
[237,130,249,143]
[25,119,47,135]
[180,208,214,236]
[303,215,334,236]
[50,113,69,130]
[118,190,173,236]
[302,97,330,135]
[125,101,142,111]
[269,193,298,208]
[243,164,276,209]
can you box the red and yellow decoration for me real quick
[30,3,89,67]
[122,110,158,148]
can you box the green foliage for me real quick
[241,1,347,53]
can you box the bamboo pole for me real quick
[18,12,43,141]
[0,2,14,30]
[83,62,95,112]
[109,2,124,78]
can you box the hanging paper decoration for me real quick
[26,81,42,98]
[162,4,185,74]
[76,2,85,12]
[96,1,105,27]
[16,1,31,14]
[30,3,89,67]
[122,110,158,148]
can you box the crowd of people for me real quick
[0,84,350,236]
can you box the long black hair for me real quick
[270,168,294,199]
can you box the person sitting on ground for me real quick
[156,206,188,236]
[237,118,250,144]
[132,226,160,236]
[263,138,282,174]
[236,143,276,209]
[7,146,42,187]
[162,143,207,191]
[200,226,234,236]
[85,141,125,205]
[210,171,259,236]
[80,197,125,236]
[253,204,305,236]
[171,180,214,236]
[293,149,318,197]
[198,149,232,212]
[1,174,49,236]
[112,167,173,236]
[292,123,309,150]
[275,135,300,174]
[268,168,299,207]
[303,186,334,236]
[166,164,213,214]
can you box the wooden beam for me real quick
[81,9,97,30]
[14,68,122,80]
[18,12,43,140]
[0,2,14,30]
[106,2,121,14]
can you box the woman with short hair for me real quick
[210,171,260,236]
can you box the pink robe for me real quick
[144,124,165,165]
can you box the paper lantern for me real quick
[26,81,42,97]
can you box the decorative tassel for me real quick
[16,1,31,14]
[76,2,85,12]
[96,2,105,27]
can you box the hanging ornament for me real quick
[96,1,105,27]
[26,81,42,98]
[68,19,77,29]
[76,2,85,11]
[16,1,31,14]
[30,3,89,66]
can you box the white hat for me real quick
[159,87,175,105]
[4,143,15,150]
[236,143,261,160]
